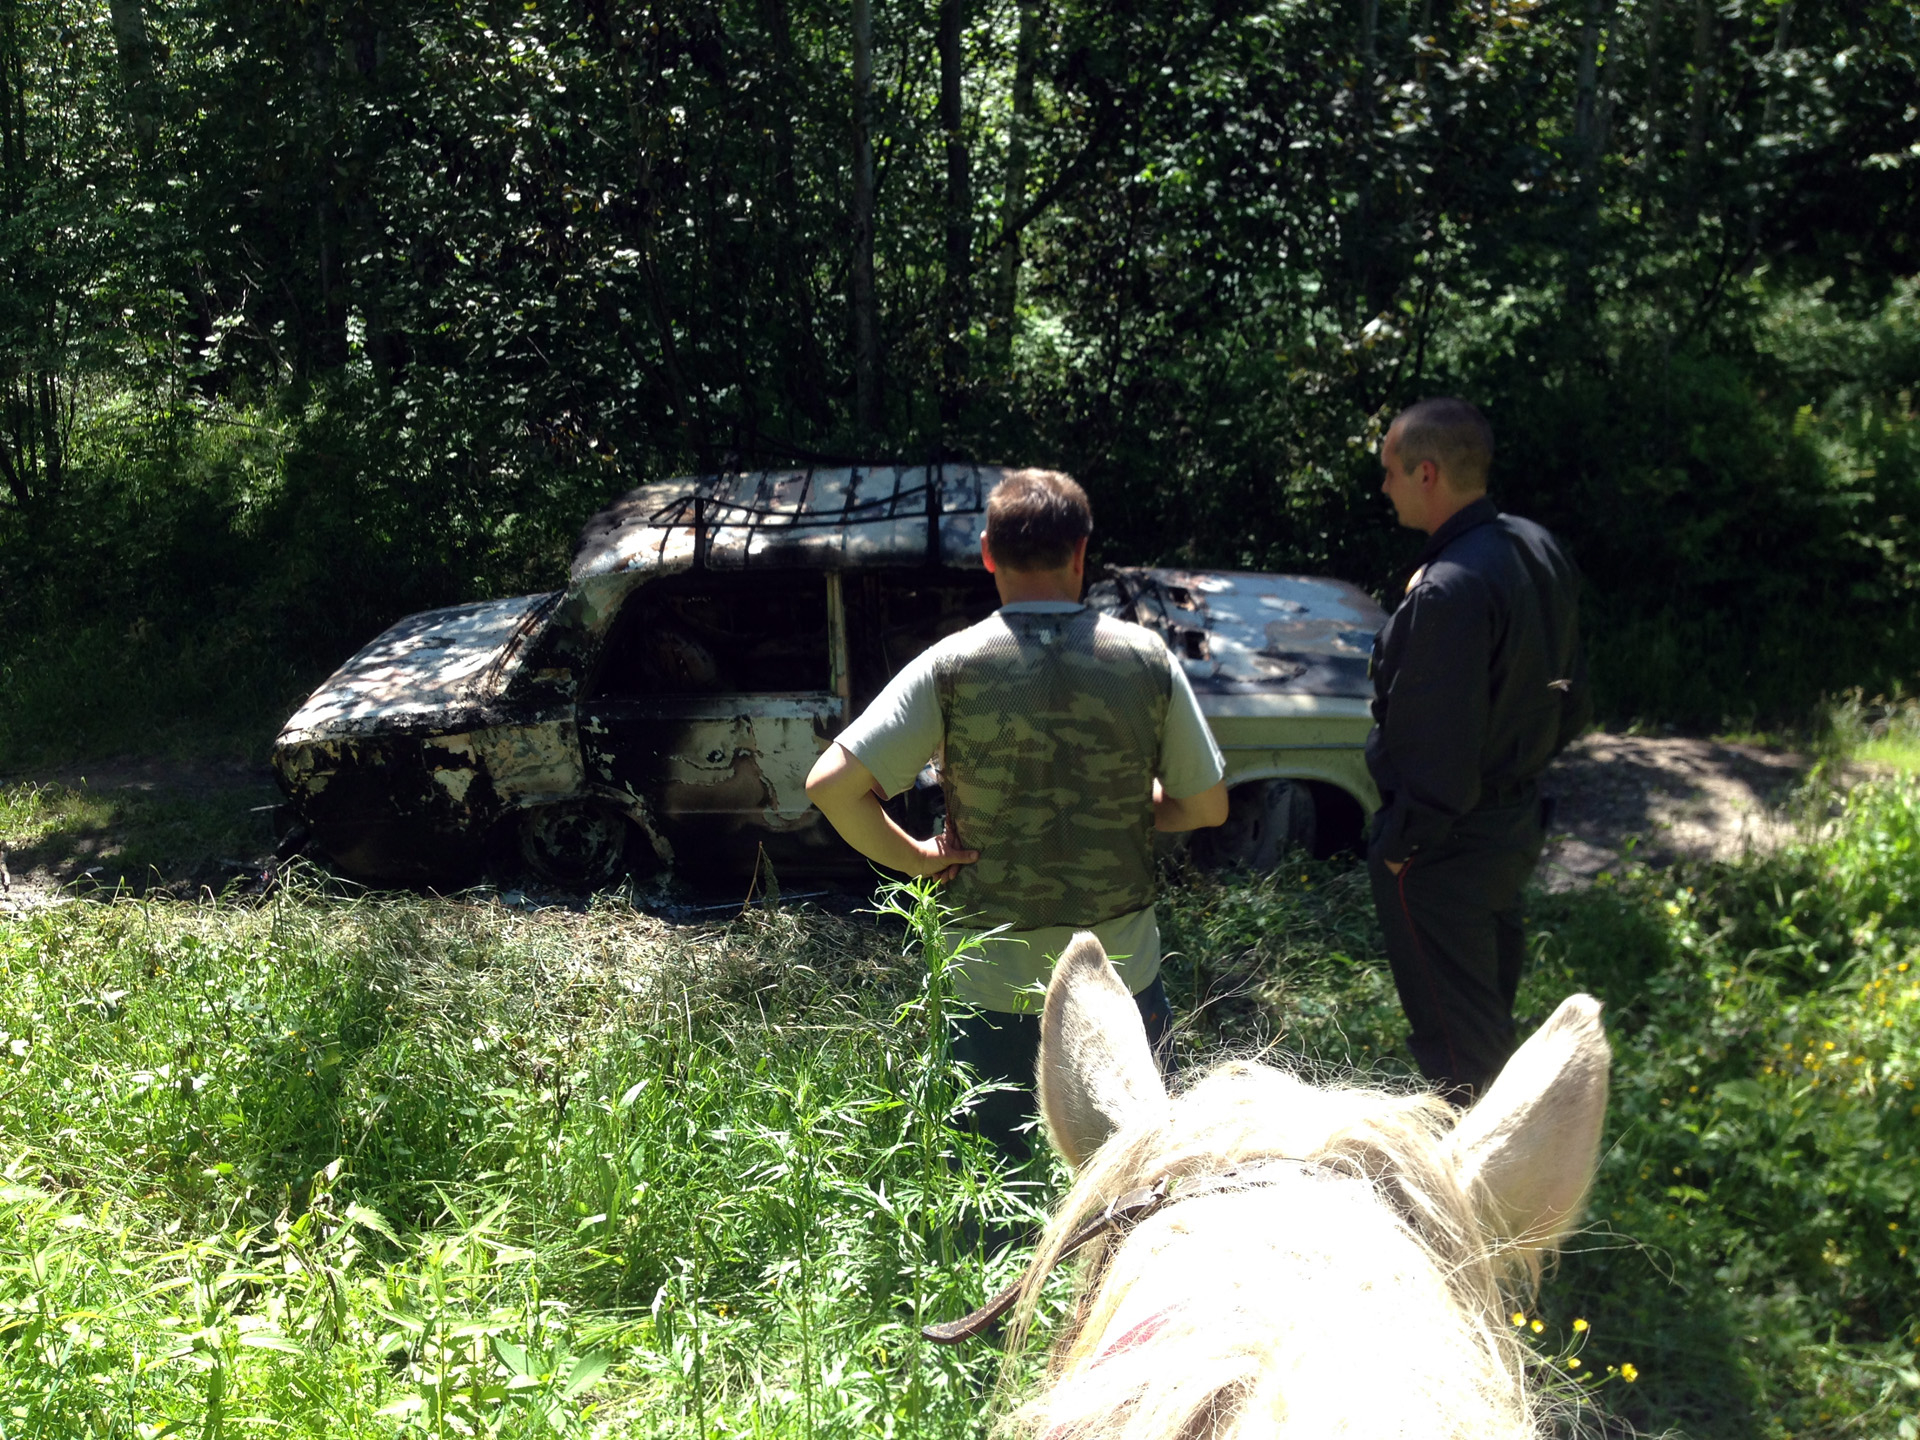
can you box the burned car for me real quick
[272,465,1387,888]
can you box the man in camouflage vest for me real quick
[806,470,1228,1164]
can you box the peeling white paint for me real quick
[474,720,584,801]
[433,767,476,803]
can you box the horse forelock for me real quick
[1007,1060,1545,1440]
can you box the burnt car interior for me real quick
[590,571,832,697]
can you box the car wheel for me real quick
[1191,779,1317,872]
[516,800,630,889]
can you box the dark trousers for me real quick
[1369,802,1544,1104]
[949,977,1173,1165]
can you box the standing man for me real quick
[1366,398,1591,1104]
[805,469,1228,1162]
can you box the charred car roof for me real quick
[279,464,1386,751]
[572,464,993,581]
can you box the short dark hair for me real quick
[985,469,1093,570]
[1390,397,1494,492]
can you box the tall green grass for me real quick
[5,779,1920,1438]
[0,879,1040,1438]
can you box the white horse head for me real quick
[1011,932,1611,1440]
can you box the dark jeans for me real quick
[949,976,1174,1165]
[1369,802,1544,1105]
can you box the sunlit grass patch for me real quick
[1853,734,1920,773]
[0,776,277,894]
[0,780,117,848]
[1819,689,1920,775]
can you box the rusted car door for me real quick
[576,569,851,875]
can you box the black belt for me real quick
[1377,781,1540,814]
[1478,781,1539,811]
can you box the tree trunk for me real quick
[1759,0,1796,137]
[938,0,971,427]
[850,0,879,436]
[940,0,975,432]
[0,3,49,512]
[1352,0,1382,323]
[1639,0,1663,176]
[762,0,829,426]
[1573,0,1617,165]
[107,0,157,161]
[1747,0,1796,256]
[1681,0,1715,226]
[305,13,348,370]
[992,0,1038,363]
[1568,0,1618,310]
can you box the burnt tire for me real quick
[516,800,630,890]
[1190,779,1317,873]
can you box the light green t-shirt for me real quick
[839,600,1224,1012]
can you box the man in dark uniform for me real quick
[1366,397,1591,1104]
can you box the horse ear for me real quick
[1444,993,1611,1257]
[1037,933,1171,1169]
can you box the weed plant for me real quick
[5,782,1920,1438]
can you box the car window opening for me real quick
[592,572,831,697]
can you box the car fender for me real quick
[1217,759,1378,817]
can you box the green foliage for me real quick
[1159,783,1920,1437]
[1524,779,1920,1437]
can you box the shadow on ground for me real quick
[0,762,280,904]
[1541,734,1815,890]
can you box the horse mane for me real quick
[1003,1057,1551,1440]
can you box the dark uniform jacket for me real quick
[1366,497,1591,865]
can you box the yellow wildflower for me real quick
[1572,1318,1588,1332]
[1621,1363,1639,1382]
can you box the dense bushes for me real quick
[2,0,1917,761]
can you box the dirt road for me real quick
[1537,732,1816,890]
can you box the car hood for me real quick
[278,593,557,743]
[1103,568,1387,700]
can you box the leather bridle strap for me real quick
[922,1163,1328,1345]
[922,1178,1172,1345]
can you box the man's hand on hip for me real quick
[805,743,981,880]
[913,824,979,882]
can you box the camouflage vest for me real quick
[935,607,1172,931]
